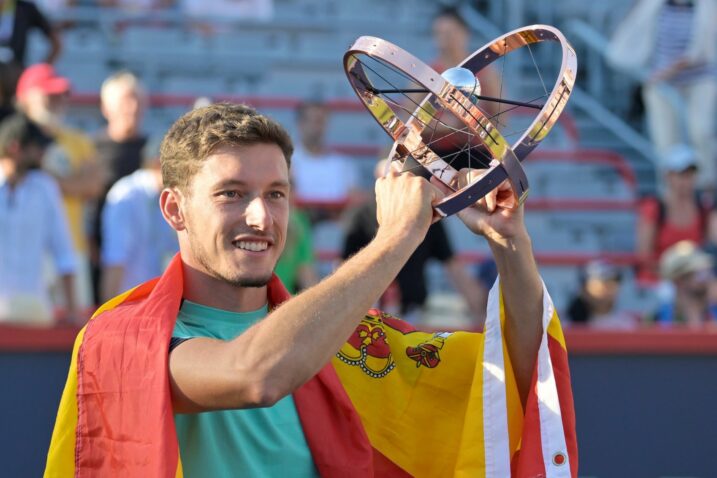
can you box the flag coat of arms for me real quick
[45,254,577,477]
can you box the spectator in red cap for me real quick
[16,62,103,312]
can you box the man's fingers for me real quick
[486,189,497,213]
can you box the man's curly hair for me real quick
[160,103,293,192]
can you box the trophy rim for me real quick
[343,25,578,216]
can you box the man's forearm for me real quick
[175,228,423,411]
[489,230,543,408]
[242,229,420,399]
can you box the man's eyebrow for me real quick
[213,179,246,189]
[213,179,290,189]
[268,180,291,189]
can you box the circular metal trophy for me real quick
[344,25,577,216]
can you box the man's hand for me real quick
[440,169,527,244]
[375,170,443,245]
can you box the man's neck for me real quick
[439,49,468,69]
[106,123,139,143]
[181,261,269,313]
[302,141,325,156]
[666,190,695,205]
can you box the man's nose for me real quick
[245,196,272,231]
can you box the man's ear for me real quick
[160,188,186,232]
[5,140,20,158]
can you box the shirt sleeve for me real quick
[638,196,659,223]
[101,189,134,266]
[169,337,192,352]
[342,156,359,190]
[45,177,76,274]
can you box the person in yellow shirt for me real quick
[16,63,104,314]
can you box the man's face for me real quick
[666,168,697,197]
[677,268,711,300]
[298,105,328,149]
[103,83,144,130]
[432,16,469,56]
[585,278,620,303]
[178,143,290,288]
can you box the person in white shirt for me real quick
[290,101,359,205]
[0,114,76,324]
[100,137,178,301]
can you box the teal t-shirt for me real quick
[172,300,319,478]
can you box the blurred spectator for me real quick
[16,63,103,308]
[290,100,359,206]
[274,207,318,294]
[341,159,486,325]
[181,0,273,20]
[607,0,717,191]
[97,0,175,11]
[431,6,500,117]
[0,0,61,68]
[655,240,717,325]
[100,137,177,301]
[0,113,76,324]
[0,61,15,120]
[33,1,77,14]
[429,6,502,169]
[95,71,148,187]
[91,70,148,304]
[566,260,638,329]
[636,144,717,282]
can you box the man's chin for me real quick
[233,275,273,288]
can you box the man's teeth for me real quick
[235,241,269,252]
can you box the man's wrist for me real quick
[375,223,426,250]
[485,226,531,252]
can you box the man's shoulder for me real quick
[93,276,163,318]
[106,170,153,203]
[26,169,61,192]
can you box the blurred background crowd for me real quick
[2,0,717,332]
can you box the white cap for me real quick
[663,144,698,173]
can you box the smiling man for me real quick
[46,103,577,478]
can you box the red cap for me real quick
[16,63,71,100]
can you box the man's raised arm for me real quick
[453,177,543,407]
[169,172,440,413]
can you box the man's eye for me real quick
[221,191,238,198]
[269,191,286,199]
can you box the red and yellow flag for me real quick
[332,283,577,477]
[45,254,576,477]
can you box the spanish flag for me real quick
[45,254,576,477]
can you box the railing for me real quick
[3,323,717,354]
